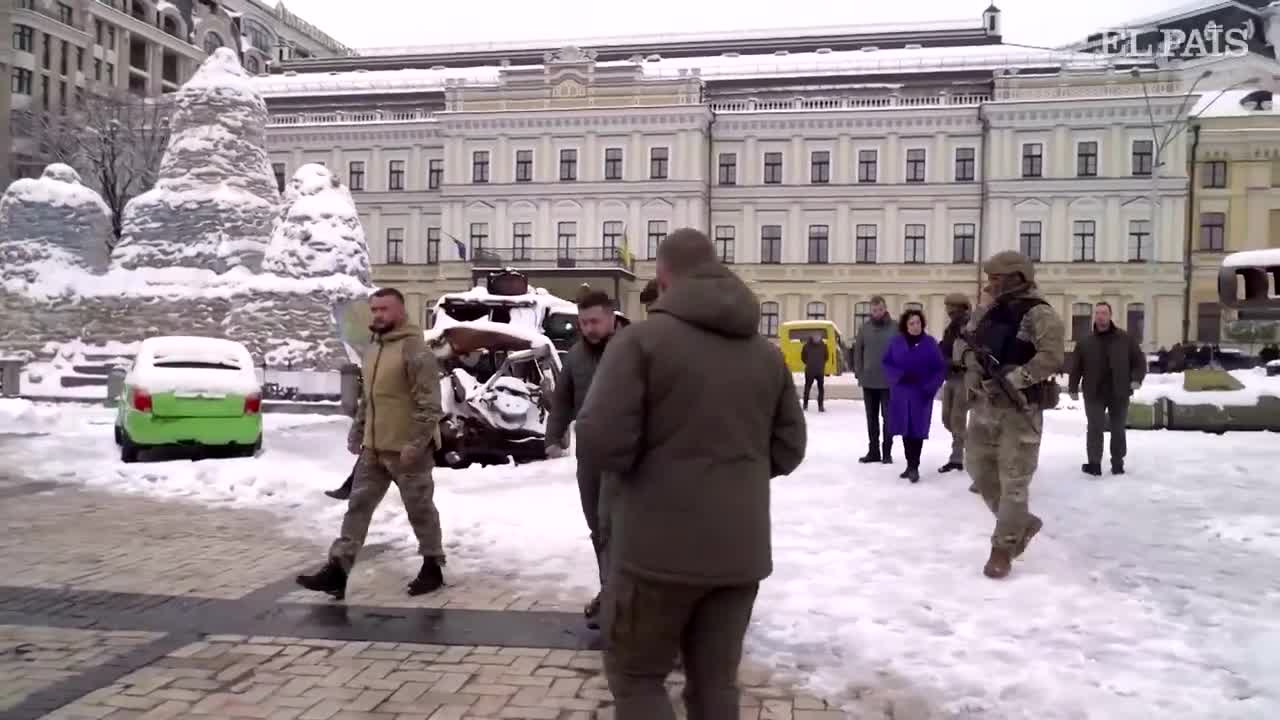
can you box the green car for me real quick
[114,336,264,463]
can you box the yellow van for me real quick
[779,320,849,376]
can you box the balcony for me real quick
[471,247,637,275]
[267,109,436,127]
[709,93,991,113]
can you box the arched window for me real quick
[806,301,827,320]
[854,301,871,328]
[203,32,224,55]
[1072,302,1093,342]
[759,302,780,338]
[161,15,181,39]
[243,20,274,54]
[245,55,261,75]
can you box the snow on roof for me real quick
[1223,248,1280,268]
[1192,89,1279,118]
[252,43,1103,98]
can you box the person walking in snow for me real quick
[955,251,1065,579]
[853,296,896,463]
[801,335,828,412]
[881,309,947,483]
[296,287,447,599]
[1067,301,1146,476]
[937,293,972,475]
[574,228,806,720]
[545,290,619,630]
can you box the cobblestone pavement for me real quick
[0,477,857,719]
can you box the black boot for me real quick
[1111,460,1125,475]
[325,473,354,500]
[858,448,881,463]
[906,467,920,484]
[881,445,893,464]
[1082,463,1103,477]
[296,560,348,600]
[939,462,964,473]
[407,558,444,596]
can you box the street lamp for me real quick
[1130,67,1260,344]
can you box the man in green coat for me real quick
[1067,301,1146,476]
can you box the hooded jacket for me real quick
[574,263,807,586]
[348,322,442,456]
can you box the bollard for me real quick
[340,363,361,417]
[0,360,22,398]
[106,366,127,405]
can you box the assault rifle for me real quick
[960,330,1031,415]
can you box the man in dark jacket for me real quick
[854,296,896,463]
[801,335,828,412]
[546,290,618,627]
[574,228,807,720]
[1068,301,1146,476]
[938,293,972,475]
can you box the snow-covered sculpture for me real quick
[0,164,112,283]
[112,47,280,273]
[262,164,371,283]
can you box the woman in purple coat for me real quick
[881,309,947,483]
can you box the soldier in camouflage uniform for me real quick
[297,287,446,599]
[956,251,1065,579]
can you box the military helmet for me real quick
[983,250,1035,284]
[944,292,971,307]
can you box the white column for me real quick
[837,135,852,185]
[788,205,803,263]
[883,203,899,263]
[932,133,948,183]
[835,202,851,263]
[495,201,508,251]
[584,132,598,182]
[885,133,900,184]
[495,135,510,184]
[369,207,383,264]
[540,136,553,183]
[933,201,948,264]
[1051,199,1069,262]
[629,199,643,257]
[674,132,687,183]
[370,147,383,190]
[629,132,644,182]
[1108,126,1125,177]
[538,200,553,251]
[1105,197,1122,262]
[330,147,343,173]
[791,136,805,185]
[409,145,423,189]
[742,205,757,263]
[409,209,423,264]
[1053,125,1070,179]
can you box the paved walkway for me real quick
[0,474,850,719]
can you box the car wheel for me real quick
[113,425,122,446]
[120,438,141,464]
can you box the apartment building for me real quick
[2,0,349,185]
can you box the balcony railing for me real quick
[267,109,436,127]
[709,93,991,113]
[471,247,636,272]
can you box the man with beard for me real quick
[956,251,1064,579]
[938,293,972,476]
[546,290,619,629]
[297,287,446,599]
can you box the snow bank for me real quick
[0,398,68,430]
[1132,369,1280,407]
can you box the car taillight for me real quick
[244,394,261,414]
[132,388,152,413]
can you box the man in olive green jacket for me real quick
[297,287,445,600]
[1068,301,1146,476]
[575,228,807,720]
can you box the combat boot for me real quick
[858,449,881,463]
[983,548,1012,579]
[407,559,444,596]
[939,462,963,473]
[325,473,354,500]
[1013,515,1043,558]
[297,560,348,600]
[1081,463,1102,477]
[1111,460,1125,475]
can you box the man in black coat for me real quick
[801,335,828,412]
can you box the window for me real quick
[1200,212,1225,251]
[13,25,34,53]
[1128,219,1152,262]
[904,224,926,263]
[760,226,782,264]
[76,47,84,73]
[472,151,490,183]
[1072,303,1093,342]
[1196,302,1221,343]
[204,32,224,55]
[1127,303,1146,345]
[1072,220,1097,262]
[854,302,872,328]
[906,149,926,182]
[94,59,101,81]
[759,302,780,338]
[1077,141,1098,177]
[604,147,623,180]
[953,223,976,263]
[602,221,623,257]
[106,26,116,51]
[348,161,365,191]
[718,153,737,185]
[426,227,440,264]
[60,42,68,76]
[386,228,404,264]
[557,222,576,259]
[58,2,73,25]
[858,149,878,183]
[806,302,827,320]
[1132,139,1154,176]
[388,160,405,191]
[764,152,783,184]
[955,147,976,182]
[559,149,577,181]
[59,80,67,113]
[106,62,114,84]
[810,151,831,184]
[855,225,877,263]
[1021,143,1043,178]
[515,150,533,182]
[512,223,532,261]
[11,68,33,95]
[650,147,669,179]
[1019,221,1042,261]
[1203,161,1227,189]
[42,36,50,69]
[428,159,443,190]
[95,19,104,45]
[272,163,286,193]
[714,226,735,263]
[646,220,667,259]
[807,225,830,264]
[469,222,489,255]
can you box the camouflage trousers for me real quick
[965,402,1043,552]
[940,376,968,464]
[329,449,444,571]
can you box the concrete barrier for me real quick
[0,360,22,398]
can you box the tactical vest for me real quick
[976,298,1049,369]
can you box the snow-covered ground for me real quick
[1,396,1277,719]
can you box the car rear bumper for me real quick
[121,411,262,447]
